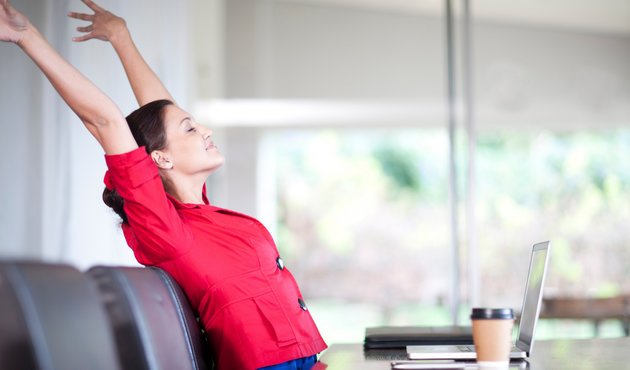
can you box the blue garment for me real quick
[257,355,317,370]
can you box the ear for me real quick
[151,150,173,170]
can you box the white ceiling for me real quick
[287,0,630,35]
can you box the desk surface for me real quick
[316,337,630,370]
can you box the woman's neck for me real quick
[163,173,207,205]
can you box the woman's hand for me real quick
[68,0,174,105]
[68,0,127,43]
[0,0,32,44]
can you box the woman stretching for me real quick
[1,0,327,369]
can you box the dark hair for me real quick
[103,99,174,224]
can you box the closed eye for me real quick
[180,117,195,132]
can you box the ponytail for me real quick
[103,187,128,224]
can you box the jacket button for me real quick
[276,256,285,270]
[298,298,308,311]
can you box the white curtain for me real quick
[0,0,191,269]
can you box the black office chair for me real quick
[87,266,211,370]
[0,261,121,370]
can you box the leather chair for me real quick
[0,261,121,370]
[87,266,211,370]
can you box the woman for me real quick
[1,1,327,369]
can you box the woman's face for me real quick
[159,104,224,177]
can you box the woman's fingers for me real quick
[76,25,94,33]
[69,0,106,22]
[1,0,14,16]
[68,11,93,22]
[68,0,124,43]
[72,33,95,42]
[81,0,104,13]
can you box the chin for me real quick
[207,157,225,172]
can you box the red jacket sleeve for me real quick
[104,147,194,264]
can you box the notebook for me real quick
[364,325,473,349]
[407,241,551,360]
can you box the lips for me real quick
[205,141,216,150]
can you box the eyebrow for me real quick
[180,117,192,126]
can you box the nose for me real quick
[199,124,212,139]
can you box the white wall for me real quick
[475,21,630,129]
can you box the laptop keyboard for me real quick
[456,345,475,352]
[455,345,523,354]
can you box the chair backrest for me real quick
[87,266,211,370]
[0,261,121,370]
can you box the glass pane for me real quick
[270,128,451,342]
[476,129,630,307]
[473,0,630,339]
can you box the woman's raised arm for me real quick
[1,0,137,155]
[68,0,175,106]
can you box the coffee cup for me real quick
[470,308,515,368]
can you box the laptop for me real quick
[407,241,551,360]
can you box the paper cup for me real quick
[471,308,515,368]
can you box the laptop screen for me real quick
[516,241,550,351]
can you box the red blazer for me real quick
[105,147,327,370]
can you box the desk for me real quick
[316,337,630,369]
